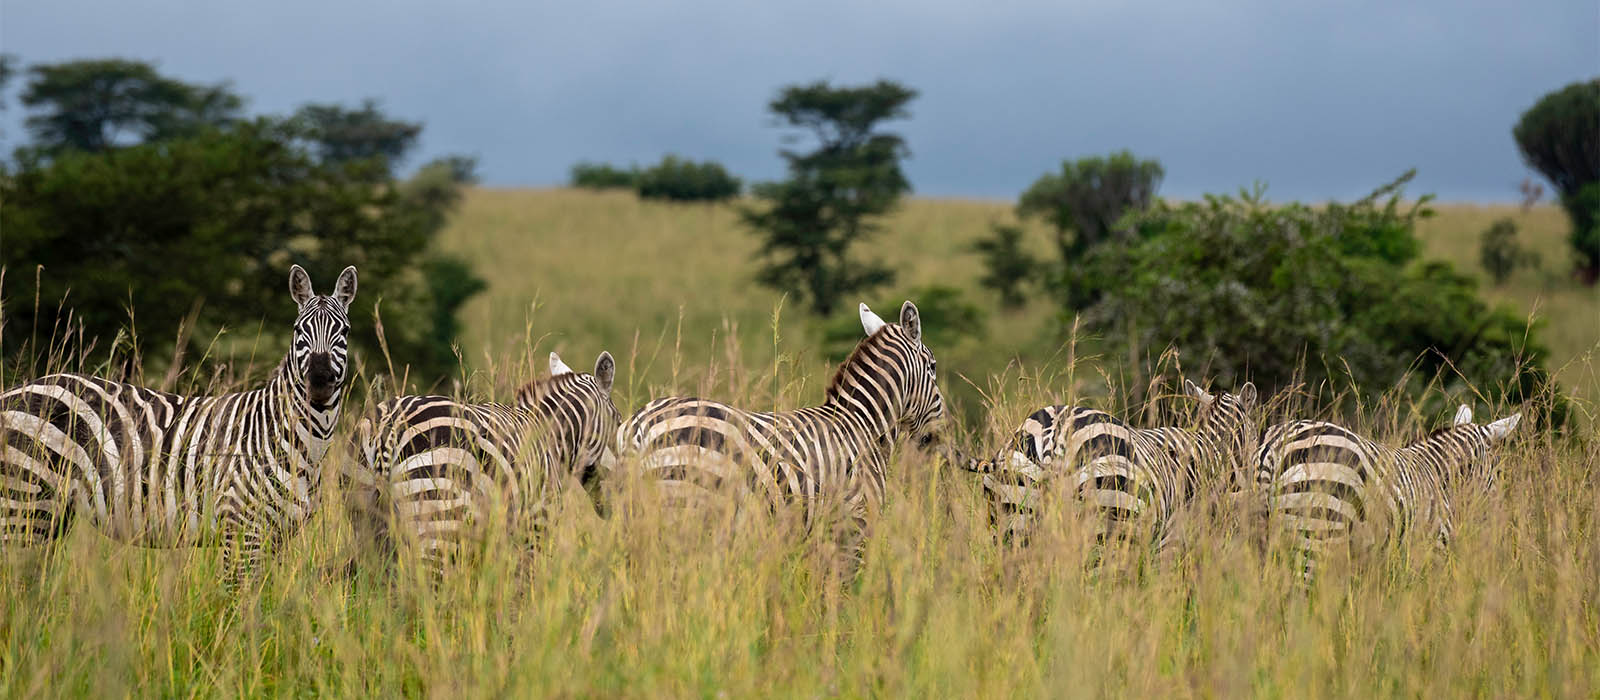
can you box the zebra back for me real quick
[346,351,619,576]
[615,301,946,569]
[1254,405,1521,583]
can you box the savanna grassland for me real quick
[2,189,1597,697]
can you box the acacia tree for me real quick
[743,79,917,315]
[1514,79,1600,283]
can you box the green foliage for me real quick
[1563,182,1600,283]
[2,60,483,387]
[743,79,918,315]
[634,155,741,202]
[1478,218,1539,285]
[1017,150,1164,262]
[570,161,639,189]
[292,99,422,171]
[971,223,1038,309]
[821,285,985,361]
[1513,78,1600,282]
[18,58,242,155]
[1079,173,1563,425]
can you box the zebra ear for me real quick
[1238,382,1258,407]
[1486,413,1521,442]
[860,303,887,337]
[593,351,615,393]
[549,352,574,376]
[1453,404,1473,426]
[332,266,358,310]
[899,300,922,343]
[289,265,315,307]
[1184,379,1215,405]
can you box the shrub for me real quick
[1513,78,1600,283]
[972,223,1038,309]
[1478,218,1539,285]
[1076,173,1563,425]
[635,155,741,202]
[570,161,638,189]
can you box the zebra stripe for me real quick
[615,301,946,570]
[1,264,357,589]
[345,351,620,577]
[1253,405,1520,583]
[967,380,1257,550]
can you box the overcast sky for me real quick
[2,0,1595,201]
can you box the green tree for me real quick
[3,62,483,387]
[1018,150,1164,263]
[635,155,741,202]
[972,223,1038,309]
[570,161,639,189]
[1478,217,1539,285]
[19,58,242,155]
[1079,173,1563,425]
[742,79,917,315]
[1513,79,1600,283]
[293,99,422,171]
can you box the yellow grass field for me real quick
[2,189,1597,697]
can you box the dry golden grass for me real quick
[2,188,1596,697]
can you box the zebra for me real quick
[1253,404,1520,584]
[345,351,620,577]
[614,301,946,573]
[964,380,1258,552]
[1,264,357,589]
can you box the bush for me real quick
[1513,78,1600,283]
[972,223,1038,309]
[635,155,741,202]
[570,161,638,189]
[1075,173,1563,425]
[1478,218,1539,285]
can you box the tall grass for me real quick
[2,315,1595,696]
[2,190,1597,695]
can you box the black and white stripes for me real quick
[967,381,1258,551]
[345,351,620,577]
[615,301,946,570]
[0,264,357,588]
[1253,405,1520,583]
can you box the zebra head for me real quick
[858,301,948,457]
[524,351,622,480]
[1185,379,1259,488]
[1435,405,1521,492]
[287,264,357,411]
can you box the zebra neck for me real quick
[267,356,342,460]
[1396,437,1466,489]
[821,382,902,445]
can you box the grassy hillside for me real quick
[438,189,1598,414]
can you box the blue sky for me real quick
[2,0,1595,201]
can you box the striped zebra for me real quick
[965,380,1257,551]
[615,301,946,572]
[345,351,620,577]
[1254,405,1520,583]
[0,264,357,589]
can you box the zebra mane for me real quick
[824,325,911,402]
[514,372,587,409]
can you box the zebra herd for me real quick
[0,265,1524,589]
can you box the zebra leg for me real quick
[221,526,269,593]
